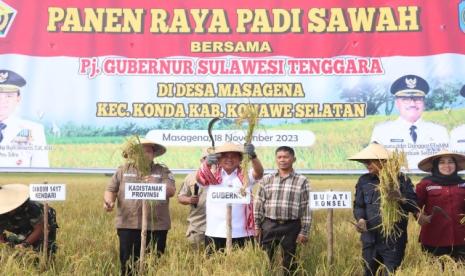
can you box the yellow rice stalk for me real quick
[378,149,408,239]
[121,135,151,178]
[236,104,259,196]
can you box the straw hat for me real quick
[140,138,166,157]
[123,138,166,158]
[417,150,465,172]
[213,142,244,154]
[348,142,390,162]
[0,184,29,215]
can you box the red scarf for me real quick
[197,160,255,235]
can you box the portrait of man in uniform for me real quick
[0,69,49,167]
[370,75,448,169]
[449,84,465,154]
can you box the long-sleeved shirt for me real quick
[371,117,449,169]
[254,171,311,237]
[416,179,465,247]
[353,173,418,244]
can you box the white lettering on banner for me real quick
[125,183,166,200]
[310,191,352,209]
[207,186,250,204]
[146,129,315,147]
[29,184,66,201]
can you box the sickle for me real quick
[432,205,451,220]
[207,117,220,149]
[195,117,221,206]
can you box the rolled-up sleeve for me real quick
[106,167,122,193]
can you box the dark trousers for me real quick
[260,218,301,276]
[362,239,406,276]
[422,244,465,261]
[117,228,167,276]
[204,235,253,255]
[32,225,58,255]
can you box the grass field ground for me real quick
[1,173,464,275]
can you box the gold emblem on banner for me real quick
[0,1,17,38]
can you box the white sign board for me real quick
[146,129,315,147]
[310,191,352,209]
[125,183,166,200]
[29,184,66,201]
[207,186,251,204]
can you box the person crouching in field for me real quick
[254,146,311,276]
[197,142,263,254]
[0,184,58,255]
[177,150,208,250]
[415,150,465,261]
[348,142,419,276]
[103,138,176,276]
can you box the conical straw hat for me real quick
[139,138,166,157]
[122,137,166,158]
[418,150,465,172]
[348,142,390,162]
[0,184,29,215]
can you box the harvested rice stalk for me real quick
[378,149,408,239]
[121,135,151,177]
[236,104,259,196]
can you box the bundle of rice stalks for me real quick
[378,149,408,238]
[121,135,151,177]
[236,104,259,195]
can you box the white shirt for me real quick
[0,117,49,167]
[371,117,449,169]
[204,168,255,238]
[450,125,465,155]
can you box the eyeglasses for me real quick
[0,93,19,99]
[396,96,424,103]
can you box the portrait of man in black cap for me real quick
[449,84,465,154]
[370,75,449,169]
[0,69,49,167]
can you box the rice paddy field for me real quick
[47,109,465,170]
[1,173,465,275]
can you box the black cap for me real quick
[460,84,465,98]
[0,70,26,93]
[391,75,429,97]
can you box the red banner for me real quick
[1,0,464,58]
